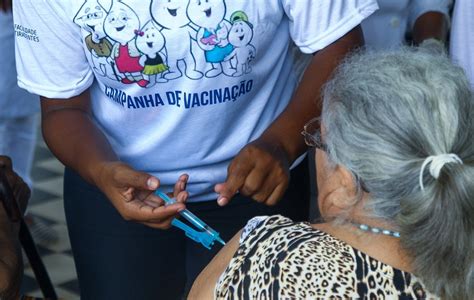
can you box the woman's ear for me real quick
[337,165,359,199]
[321,165,359,216]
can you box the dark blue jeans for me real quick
[63,159,309,300]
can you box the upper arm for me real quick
[40,90,92,119]
[312,25,365,62]
[189,229,242,300]
[409,0,451,44]
[39,90,93,158]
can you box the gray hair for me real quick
[321,44,474,299]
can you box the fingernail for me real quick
[177,206,185,212]
[217,197,227,206]
[147,178,158,189]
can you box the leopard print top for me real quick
[215,215,438,299]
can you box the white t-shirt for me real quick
[450,0,474,87]
[0,11,38,118]
[13,0,377,201]
[361,0,451,50]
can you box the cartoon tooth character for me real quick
[150,0,203,80]
[135,21,169,86]
[104,0,148,87]
[187,0,234,78]
[225,11,256,77]
[74,0,116,80]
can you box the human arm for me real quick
[215,26,365,206]
[40,91,188,229]
[189,229,242,299]
[412,12,448,45]
[0,156,30,299]
[13,0,188,229]
[410,0,451,45]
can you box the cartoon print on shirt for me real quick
[135,21,169,86]
[104,0,148,87]
[187,0,234,78]
[73,0,117,80]
[73,0,257,85]
[225,11,256,77]
[150,0,203,80]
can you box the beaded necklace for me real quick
[352,222,400,238]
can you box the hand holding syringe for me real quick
[155,190,226,249]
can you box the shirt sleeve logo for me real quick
[14,24,40,42]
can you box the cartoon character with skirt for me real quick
[136,21,169,86]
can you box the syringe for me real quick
[155,190,226,249]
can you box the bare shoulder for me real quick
[188,229,242,300]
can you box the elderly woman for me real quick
[189,45,473,299]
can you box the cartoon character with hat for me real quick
[225,11,256,77]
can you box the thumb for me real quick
[115,165,160,191]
